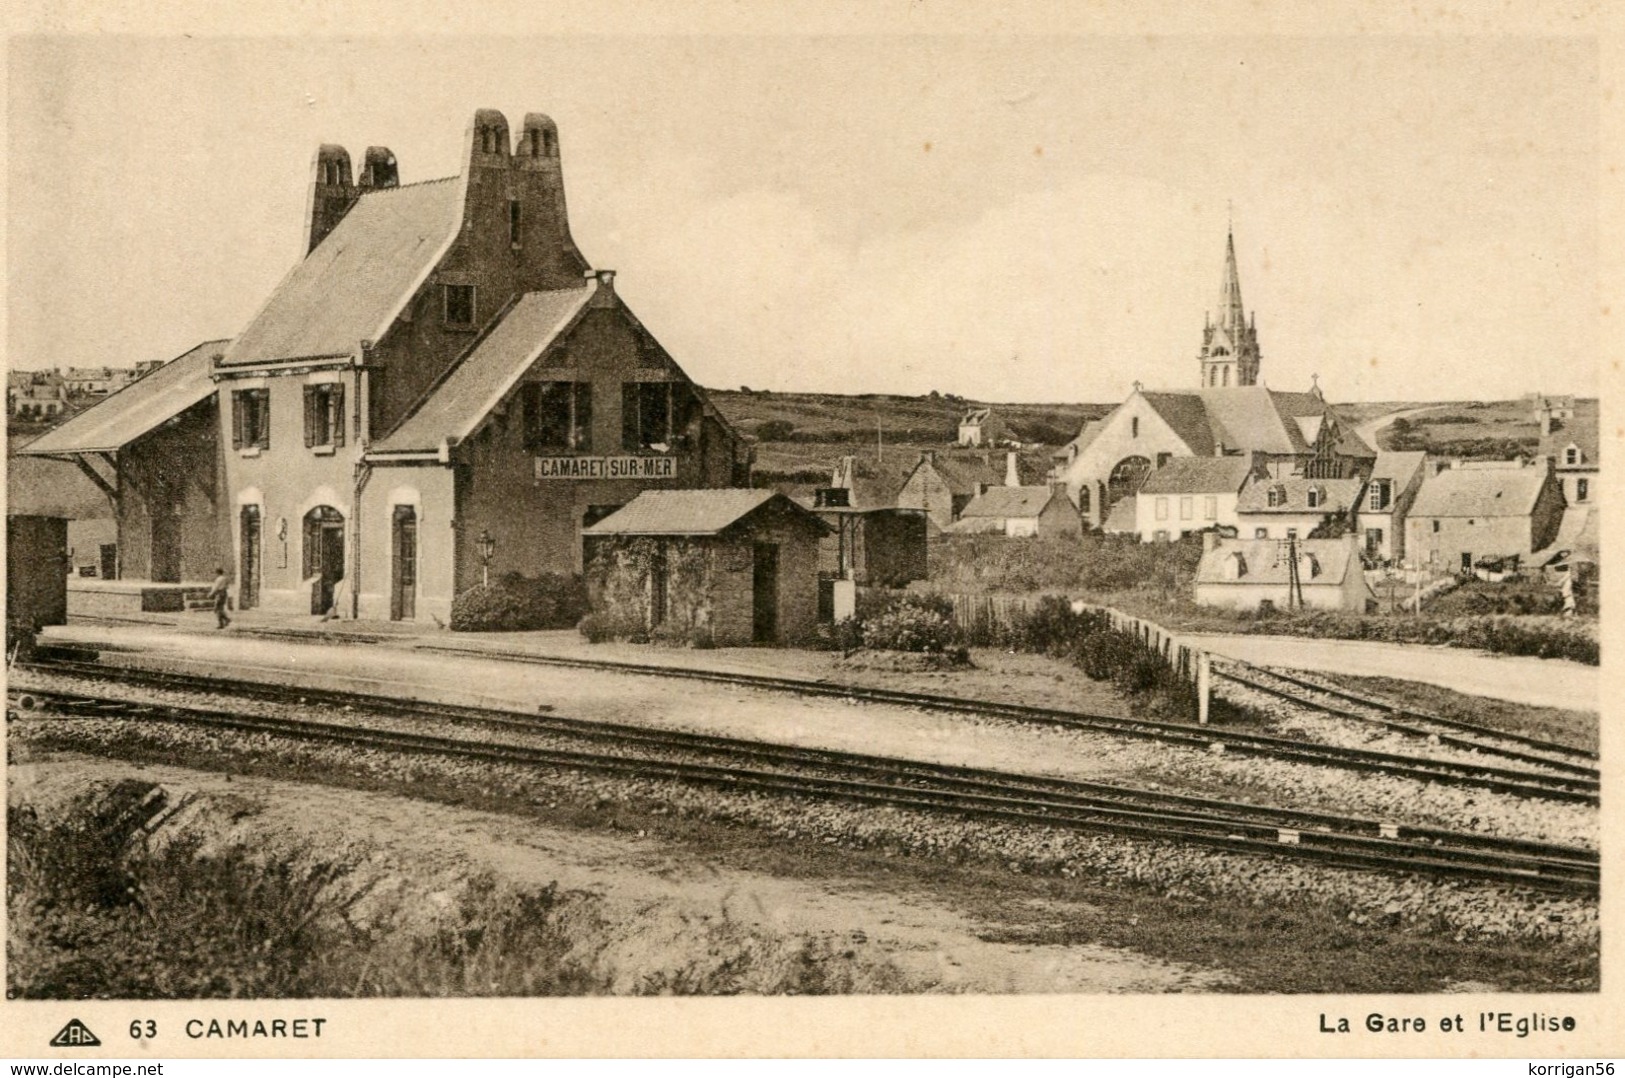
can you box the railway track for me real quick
[1214,661,1599,779]
[8,663,1600,896]
[400,644,1599,804]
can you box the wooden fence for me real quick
[914,590,1215,723]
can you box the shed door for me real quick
[752,542,779,644]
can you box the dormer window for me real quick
[1306,486,1322,509]
[1267,485,1285,508]
[1368,479,1390,512]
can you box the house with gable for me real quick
[949,484,1080,538]
[1354,450,1427,563]
[1404,461,1565,574]
[1235,475,1365,541]
[895,449,1022,531]
[956,406,1008,447]
[1534,395,1598,510]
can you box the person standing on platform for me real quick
[208,567,232,629]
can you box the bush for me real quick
[1003,596,1107,656]
[755,420,796,441]
[861,601,959,654]
[577,611,647,644]
[450,572,587,632]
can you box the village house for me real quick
[1354,450,1427,564]
[1235,475,1364,541]
[1534,394,1598,510]
[582,489,826,646]
[1403,460,1565,574]
[895,449,1021,531]
[61,366,139,397]
[8,371,68,419]
[1194,533,1373,612]
[1051,232,1373,528]
[956,406,1008,447]
[1133,455,1254,542]
[947,483,1080,538]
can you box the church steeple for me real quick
[1199,227,1262,388]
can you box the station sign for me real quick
[534,455,677,481]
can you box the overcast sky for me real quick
[6,34,1599,403]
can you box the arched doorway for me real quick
[1106,456,1152,509]
[302,506,345,615]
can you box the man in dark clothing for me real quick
[208,568,232,629]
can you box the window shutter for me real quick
[304,387,317,448]
[260,392,270,450]
[231,392,244,450]
[331,384,346,447]
[622,383,641,450]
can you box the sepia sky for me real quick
[5,34,1600,404]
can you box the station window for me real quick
[623,380,697,450]
[304,383,346,449]
[523,381,593,452]
[443,284,476,327]
[231,388,271,450]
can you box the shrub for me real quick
[812,616,864,653]
[450,572,587,632]
[755,420,796,441]
[577,611,647,644]
[861,602,958,654]
[1003,596,1107,656]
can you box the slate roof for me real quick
[913,452,1011,495]
[1409,465,1552,518]
[1196,538,1360,587]
[15,339,231,455]
[1538,397,1599,469]
[221,178,461,367]
[371,285,596,453]
[1137,456,1254,495]
[1368,450,1427,487]
[957,485,1061,519]
[582,489,828,536]
[1236,477,1364,514]
[1140,392,1217,455]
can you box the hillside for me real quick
[1377,400,1545,459]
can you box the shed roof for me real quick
[1138,455,1254,495]
[14,339,230,456]
[1237,476,1364,514]
[1195,538,1360,587]
[372,285,595,452]
[957,485,1060,519]
[1409,465,1552,518]
[6,456,114,518]
[582,489,828,537]
[221,178,461,367]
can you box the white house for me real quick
[1134,456,1254,541]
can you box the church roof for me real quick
[1215,229,1247,334]
[221,177,461,367]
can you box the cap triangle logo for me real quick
[49,1018,102,1048]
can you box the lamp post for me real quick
[478,529,496,587]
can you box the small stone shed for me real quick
[582,489,829,646]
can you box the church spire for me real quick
[1217,229,1246,333]
[1198,226,1262,388]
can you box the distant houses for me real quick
[1195,534,1373,611]
[948,484,1081,538]
[957,407,1008,447]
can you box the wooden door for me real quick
[391,506,417,621]
[239,506,261,609]
[752,542,779,644]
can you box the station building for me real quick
[20,109,749,626]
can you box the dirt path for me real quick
[10,755,1229,995]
